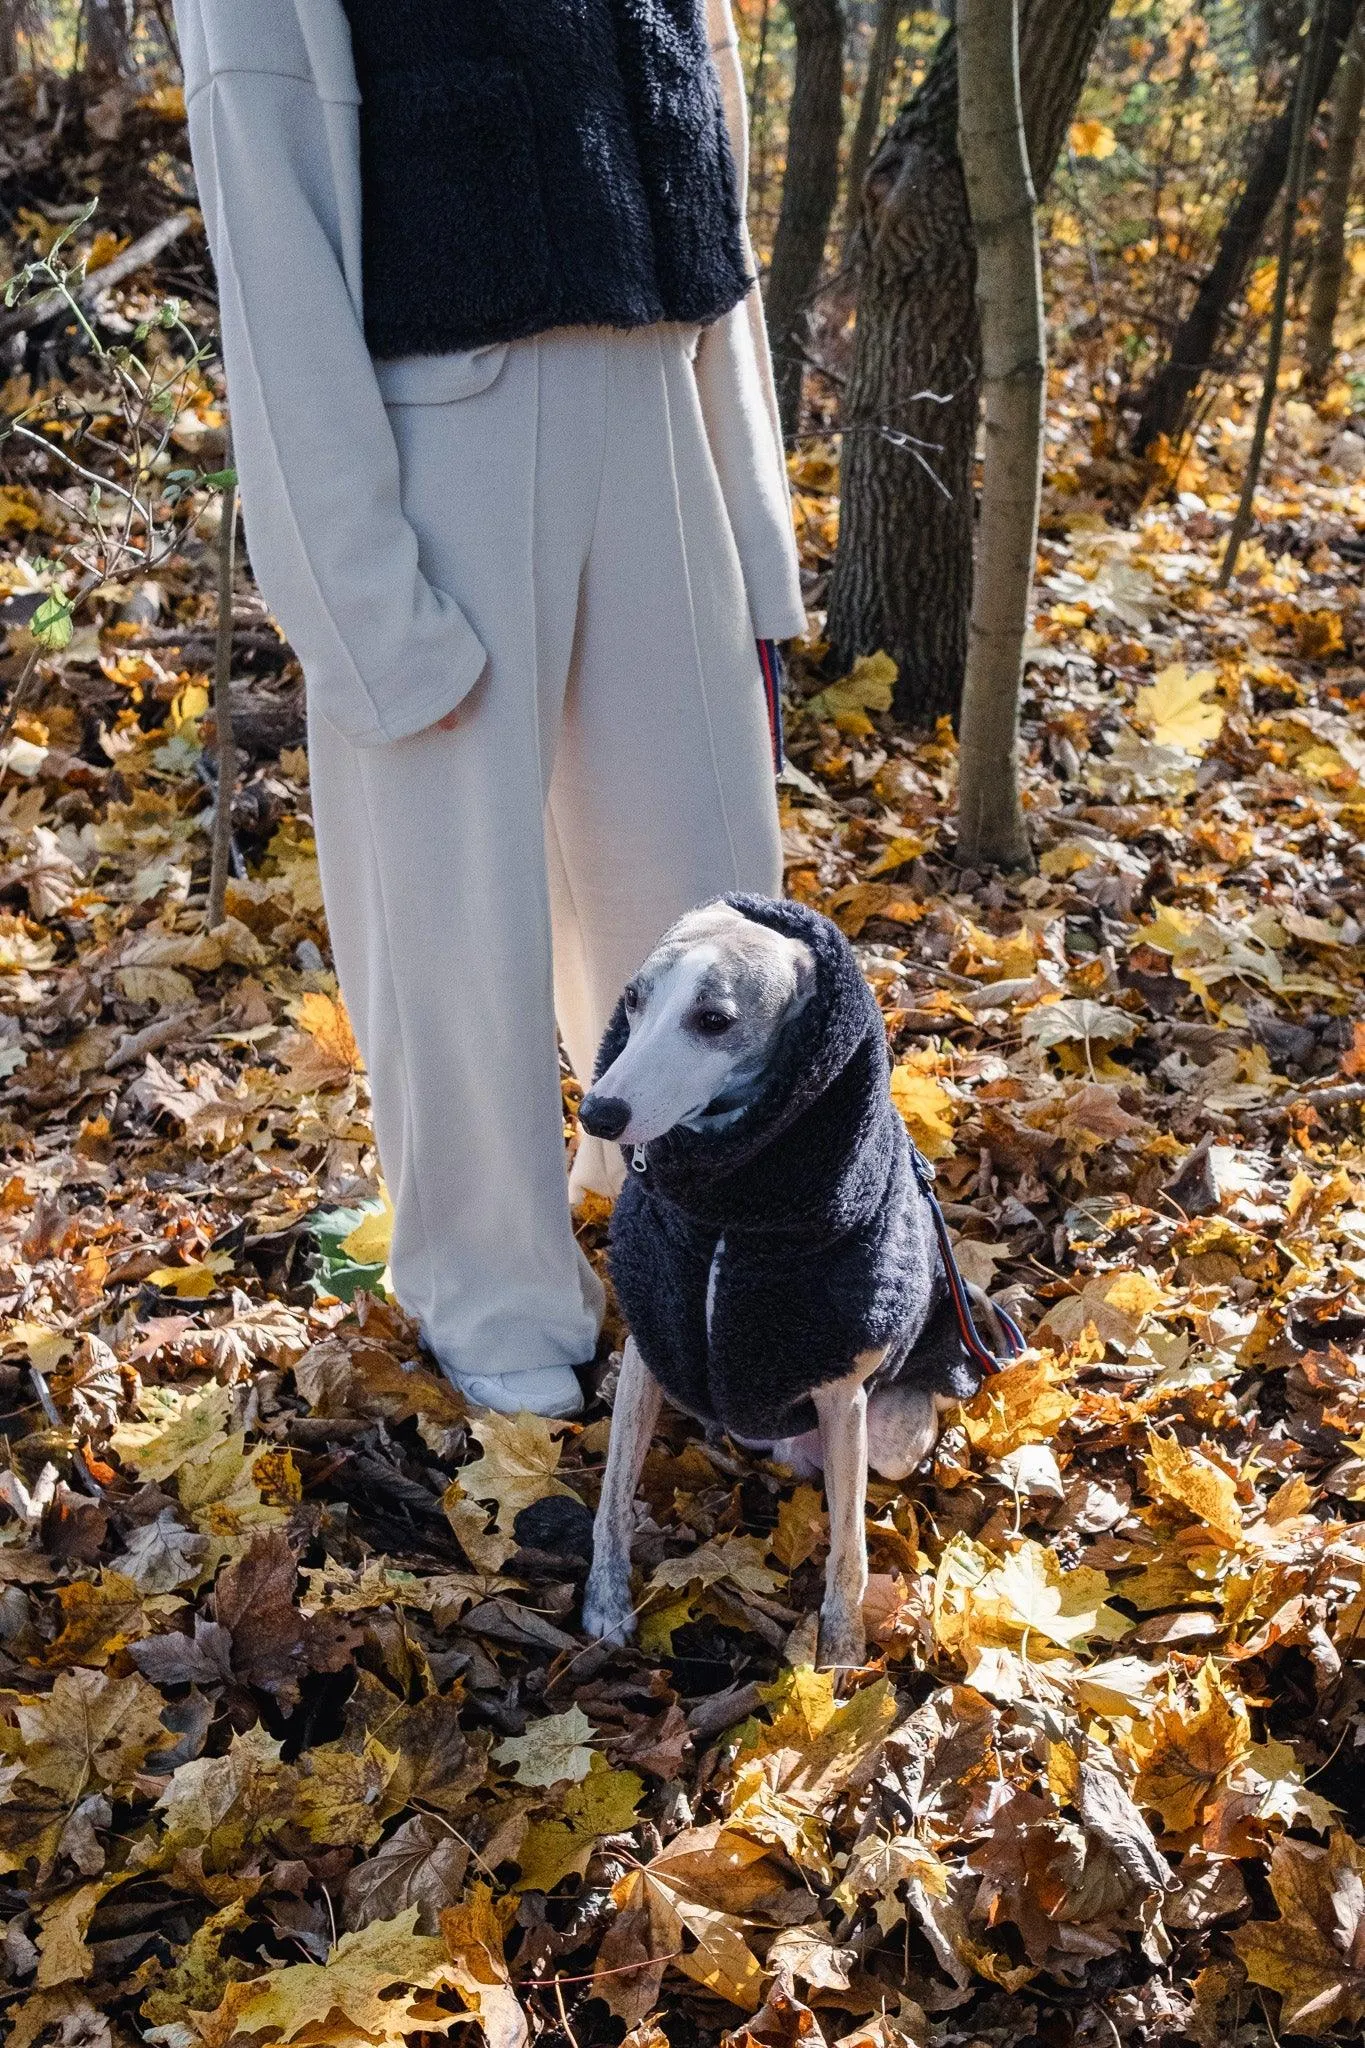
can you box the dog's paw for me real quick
[817,1603,866,1671]
[582,1569,637,1647]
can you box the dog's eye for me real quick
[695,1010,734,1035]
[623,983,641,1012]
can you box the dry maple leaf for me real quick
[194,1906,457,2047]
[493,1705,597,1787]
[456,1408,580,1527]
[1124,1659,1252,1837]
[1233,1829,1365,2036]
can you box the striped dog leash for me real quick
[909,1145,1026,1377]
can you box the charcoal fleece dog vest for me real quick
[600,896,984,1443]
[340,0,752,357]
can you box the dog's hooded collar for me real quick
[594,894,892,1238]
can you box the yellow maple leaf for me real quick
[961,1354,1077,1460]
[339,1186,393,1266]
[1135,663,1224,754]
[145,1248,235,1299]
[517,1757,644,1891]
[805,650,897,724]
[890,1062,956,1160]
[296,988,361,1071]
[1143,1429,1244,1545]
[1070,117,1117,159]
[769,1484,827,1572]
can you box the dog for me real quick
[578,894,1020,1668]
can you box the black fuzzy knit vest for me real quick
[340,0,753,358]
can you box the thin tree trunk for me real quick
[826,0,1111,725]
[207,470,239,931]
[1305,11,1365,384]
[765,0,847,438]
[842,0,907,252]
[1133,0,1358,455]
[1221,0,1329,585]
[954,0,1041,870]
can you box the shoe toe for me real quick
[448,1366,584,1419]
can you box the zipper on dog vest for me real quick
[631,1145,648,1176]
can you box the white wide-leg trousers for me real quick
[307,324,784,1381]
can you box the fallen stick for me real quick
[686,1681,764,1743]
[0,210,195,342]
[107,1005,196,1072]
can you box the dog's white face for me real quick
[580,903,815,1149]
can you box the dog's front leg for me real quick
[812,1372,871,1669]
[583,1337,663,1646]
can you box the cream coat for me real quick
[173,0,804,747]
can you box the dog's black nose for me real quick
[580,1093,631,1140]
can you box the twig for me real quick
[27,1364,61,1429]
[685,1680,764,1742]
[107,1005,197,1072]
[0,209,194,342]
[207,457,238,929]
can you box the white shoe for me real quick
[444,1364,585,1419]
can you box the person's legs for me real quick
[308,333,610,1404]
[547,323,783,1197]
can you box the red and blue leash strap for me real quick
[909,1144,1026,1377]
[757,637,785,773]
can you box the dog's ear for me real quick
[788,939,817,1014]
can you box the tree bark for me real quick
[1132,0,1359,455]
[1221,0,1330,584]
[841,0,907,252]
[826,0,1111,725]
[765,0,847,438]
[1305,10,1365,384]
[955,0,1041,870]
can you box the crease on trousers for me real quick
[306,322,784,1381]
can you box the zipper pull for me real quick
[631,1144,648,1176]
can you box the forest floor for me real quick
[2,72,1365,2048]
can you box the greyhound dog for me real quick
[578,895,1018,1667]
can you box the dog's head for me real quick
[580,902,815,1148]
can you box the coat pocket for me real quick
[357,59,553,356]
[374,345,509,407]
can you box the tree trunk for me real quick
[955,0,1041,870]
[1221,0,1330,584]
[1305,10,1365,384]
[83,0,131,80]
[1132,0,1358,455]
[841,0,907,252]
[765,0,847,438]
[826,0,1111,725]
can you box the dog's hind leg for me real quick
[583,1337,663,1646]
[866,1383,949,1481]
[813,1350,884,1670]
